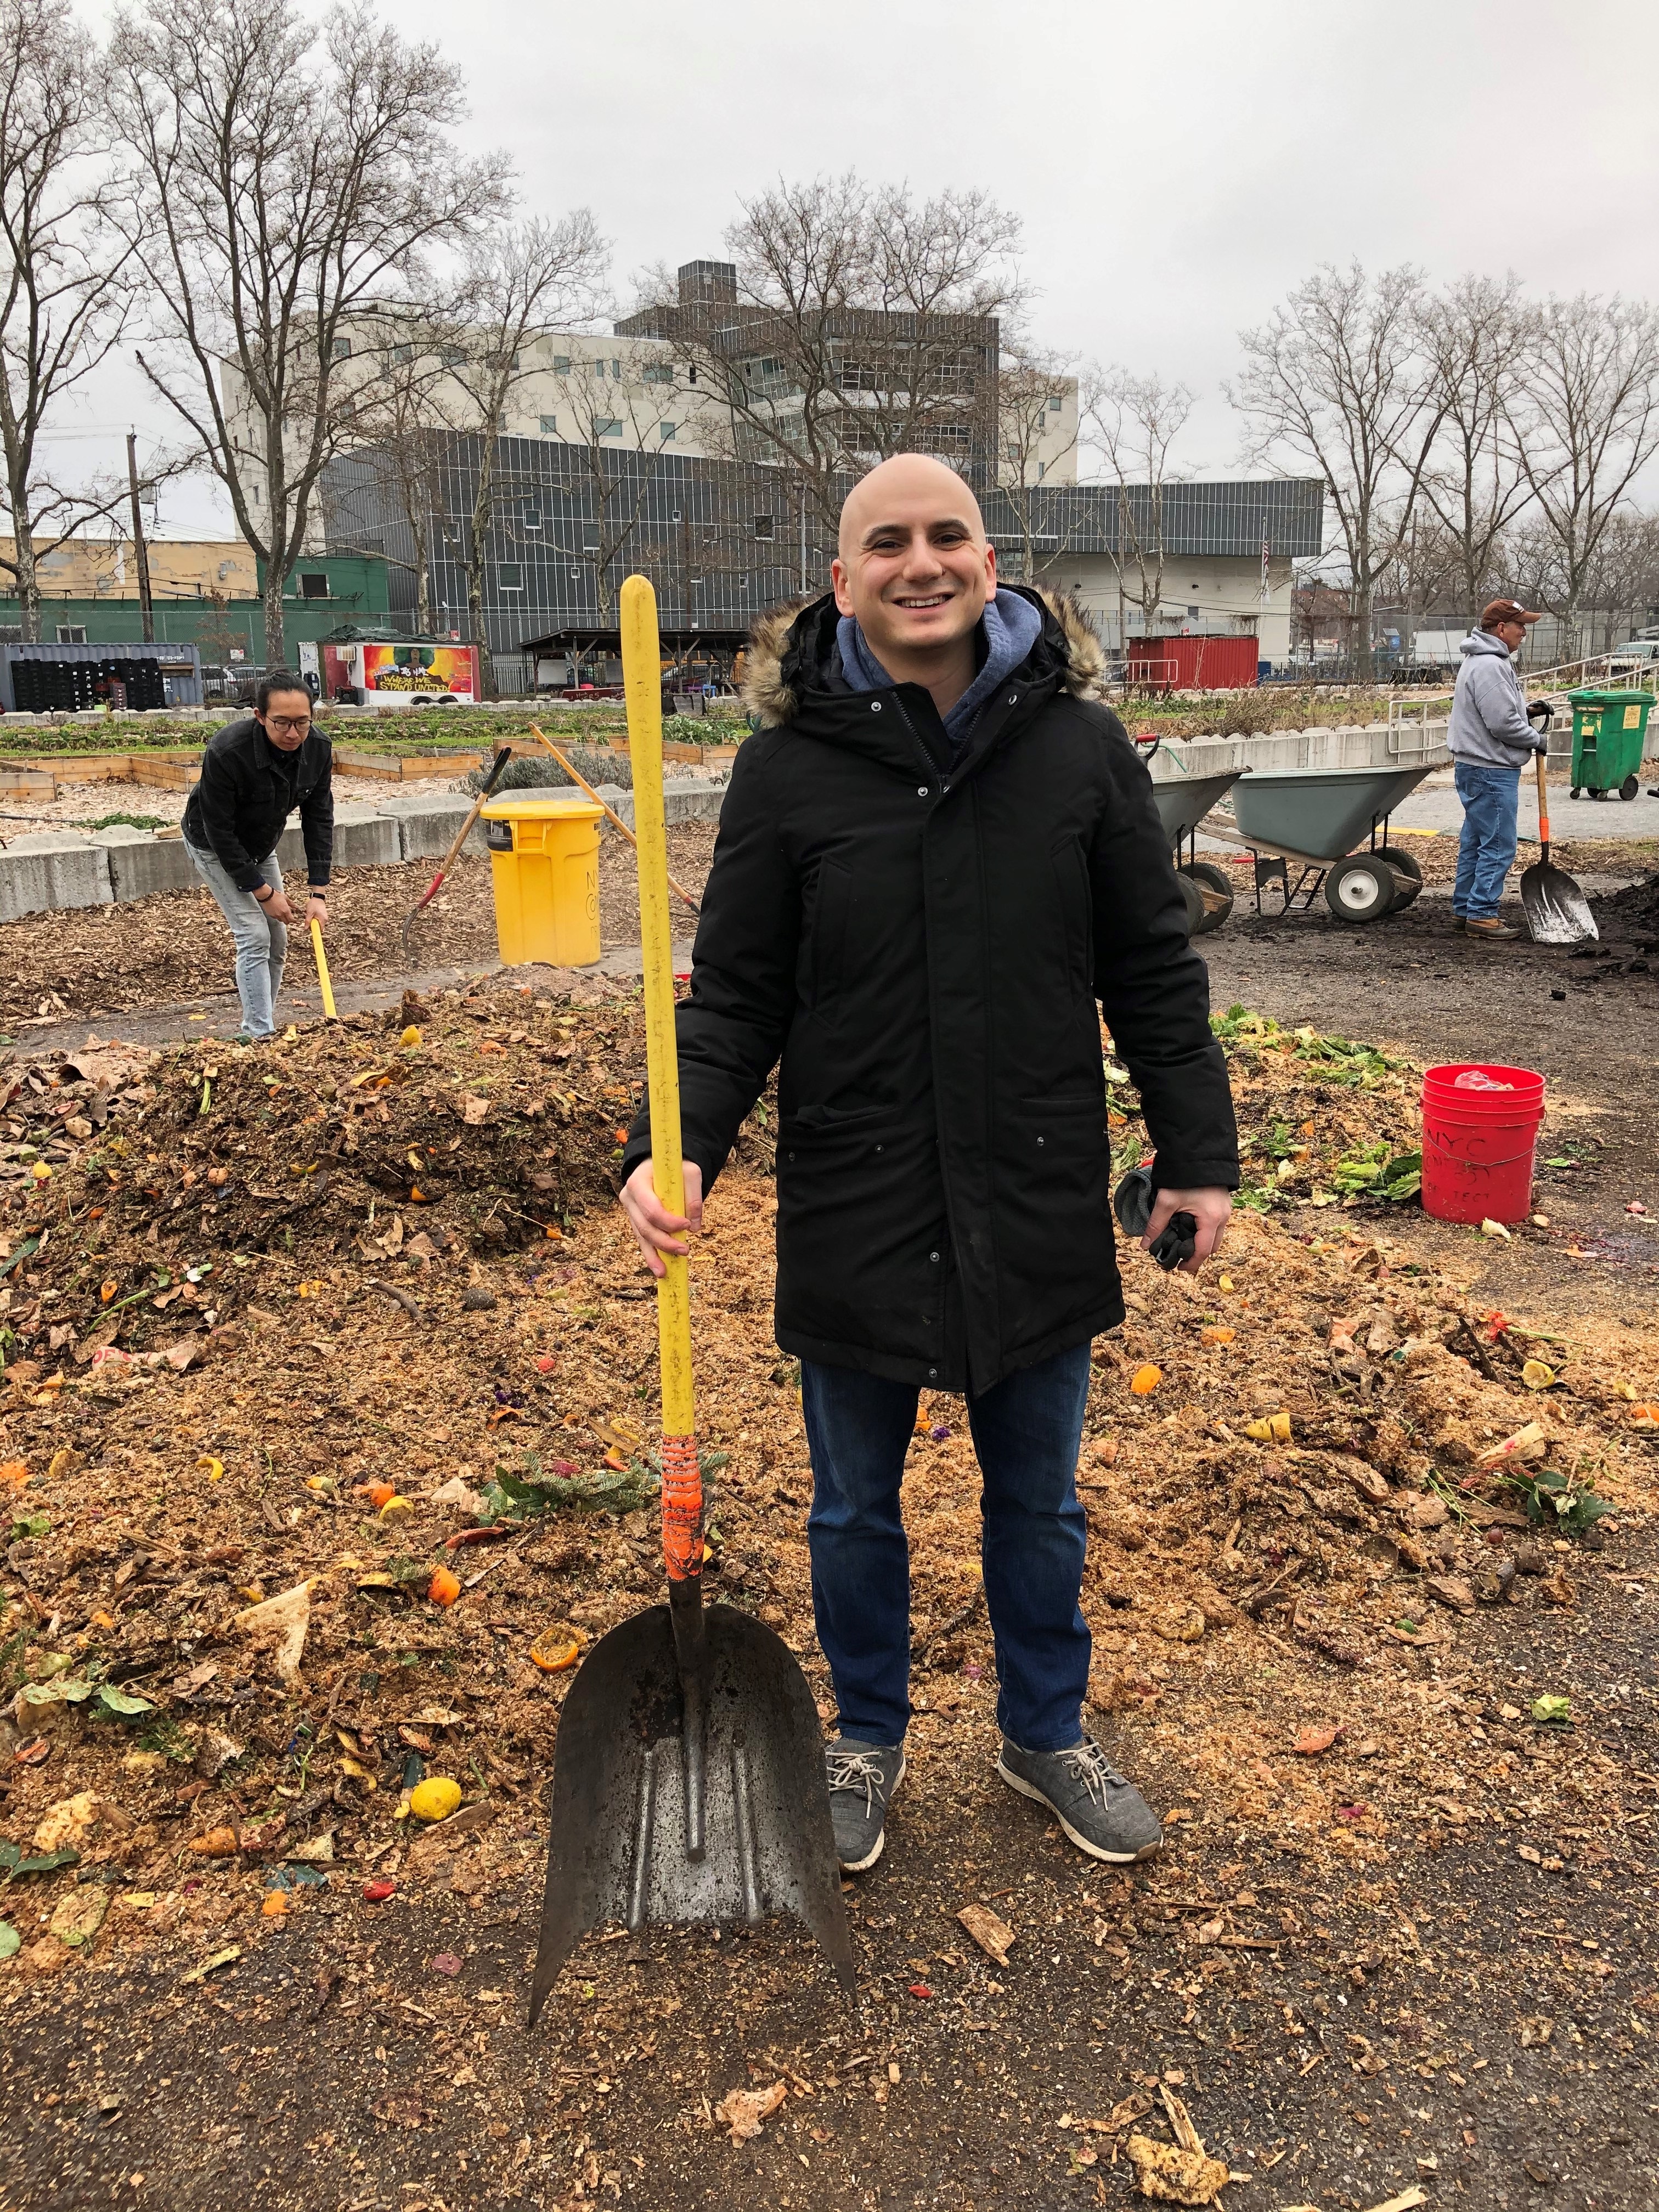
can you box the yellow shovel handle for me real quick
[620,577,700,1576]
[310,916,336,1019]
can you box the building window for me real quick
[1048,393,1062,412]
[498,565,524,592]
[611,359,622,380]
[522,510,542,532]
[753,514,775,540]
[595,419,624,439]
[658,420,676,442]
[539,413,558,436]
[299,573,330,600]
[642,364,673,385]
[331,336,351,360]
[56,624,86,644]
[552,355,571,375]
[442,345,466,367]
[391,343,413,366]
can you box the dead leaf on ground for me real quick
[957,1901,1015,1965]
[1293,1723,1341,1756]
[713,2080,786,2144]
[1125,2134,1231,2204]
[232,1580,312,1682]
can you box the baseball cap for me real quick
[1481,598,1542,630]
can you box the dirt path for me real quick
[0,825,716,1036]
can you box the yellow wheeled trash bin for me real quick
[479,797,603,967]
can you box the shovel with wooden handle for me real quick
[528,575,855,2025]
[398,742,515,955]
[1521,743,1596,946]
[526,724,701,917]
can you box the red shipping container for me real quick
[1126,635,1259,692]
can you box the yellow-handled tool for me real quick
[620,578,699,1538]
[528,574,854,2025]
[310,917,336,1019]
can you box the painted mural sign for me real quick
[305,639,480,705]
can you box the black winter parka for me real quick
[619,589,1238,1395]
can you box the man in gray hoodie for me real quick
[1447,597,1548,941]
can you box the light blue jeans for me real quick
[185,838,287,1038]
[1452,760,1522,920]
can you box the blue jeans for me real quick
[802,1344,1093,1753]
[1452,760,1521,920]
[185,838,287,1037]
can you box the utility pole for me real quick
[126,433,155,644]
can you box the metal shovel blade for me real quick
[1521,856,1598,946]
[528,1601,856,2023]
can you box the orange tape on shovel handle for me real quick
[661,1432,702,1582]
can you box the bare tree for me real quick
[1418,272,1536,622]
[0,0,137,639]
[538,341,678,625]
[1371,501,1460,666]
[436,216,608,689]
[996,343,1077,584]
[1506,292,1659,656]
[1572,506,1659,652]
[1083,366,1193,651]
[108,0,509,669]
[322,313,461,634]
[628,175,1022,533]
[1230,262,1447,679]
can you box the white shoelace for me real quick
[1054,1739,1130,1803]
[826,1748,891,1814]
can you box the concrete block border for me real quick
[0,780,729,922]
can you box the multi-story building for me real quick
[322,431,1321,673]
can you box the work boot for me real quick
[997,1734,1164,1864]
[824,1739,905,1873]
[1451,913,1466,933]
[1465,916,1520,943]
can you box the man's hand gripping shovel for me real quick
[528,575,856,2025]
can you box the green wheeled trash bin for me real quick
[1567,687,1652,800]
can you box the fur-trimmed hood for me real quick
[740,586,1107,731]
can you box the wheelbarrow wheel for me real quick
[1372,843,1423,910]
[1178,859,1233,935]
[1323,854,1397,924]
[1621,775,1640,800]
[1176,871,1206,940]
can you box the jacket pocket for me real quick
[807,859,852,1015]
[1049,833,1092,1003]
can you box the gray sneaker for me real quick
[824,1739,906,1873]
[997,1734,1164,1864]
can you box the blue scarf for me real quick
[836,588,1044,757]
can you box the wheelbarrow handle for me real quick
[620,577,704,1605]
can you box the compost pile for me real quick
[2,985,643,1320]
[0,1001,1653,1993]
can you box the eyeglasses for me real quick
[266,715,312,735]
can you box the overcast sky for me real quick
[65,0,1659,542]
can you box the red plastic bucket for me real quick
[1420,1062,1545,1226]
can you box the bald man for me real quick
[621,454,1238,1875]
